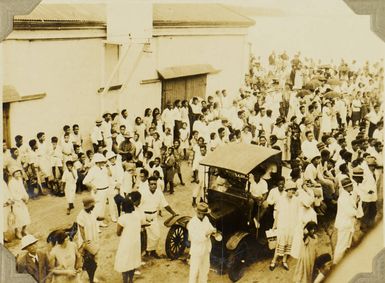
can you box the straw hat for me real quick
[285,180,297,191]
[352,167,364,177]
[196,202,211,214]
[21,234,38,250]
[93,153,107,163]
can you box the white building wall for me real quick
[3,27,251,148]
[3,37,104,147]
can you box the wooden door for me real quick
[3,103,10,147]
[186,75,207,100]
[161,74,207,109]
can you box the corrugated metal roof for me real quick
[14,4,106,23]
[200,143,280,175]
[158,64,218,80]
[13,3,255,28]
[3,85,21,103]
[153,3,255,27]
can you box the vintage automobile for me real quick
[165,143,282,282]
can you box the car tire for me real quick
[227,240,248,282]
[165,225,188,260]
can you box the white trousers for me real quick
[145,213,160,251]
[107,186,117,221]
[334,228,353,264]
[189,252,210,283]
[93,189,108,219]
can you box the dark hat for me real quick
[275,117,284,125]
[82,196,95,209]
[341,177,353,189]
[317,142,326,151]
[102,112,111,118]
[352,167,364,177]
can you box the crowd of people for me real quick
[1,50,384,283]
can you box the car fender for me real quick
[226,231,250,251]
[164,215,192,228]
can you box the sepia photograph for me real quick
[1,0,384,282]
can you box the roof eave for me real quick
[153,21,255,28]
[13,20,106,30]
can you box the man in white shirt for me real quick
[139,176,177,258]
[106,151,124,223]
[333,177,362,264]
[267,176,286,222]
[76,196,99,283]
[83,153,110,228]
[366,103,382,138]
[162,102,176,137]
[359,157,378,231]
[101,112,113,151]
[120,109,134,137]
[301,131,320,161]
[187,202,217,283]
[91,119,104,152]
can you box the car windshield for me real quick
[208,167,247,194]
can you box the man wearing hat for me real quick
[91,119,104,152]
[16,234,50,282]
[106,151,124,223]
[118,133,136,159]
[77,196,99,283]
[187,202,217,283]
[333,177,362,264]
[83,153,110,228]
[359,157,378,231]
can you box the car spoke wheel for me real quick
[165,225,187,260]
[227,240,248,282]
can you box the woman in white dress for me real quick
[61,161,78,215]
[291,180,318,260]
[114,198,143,283]
[2,179,13,243]
[8,167,30,239]
[270,180,300,271]
[320,101,332,136]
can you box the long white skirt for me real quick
[12,201,31,228]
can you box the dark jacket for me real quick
[16,251,51,283]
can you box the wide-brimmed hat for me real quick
[95,118,102,124]
[285,180,297,191]
[106,151,116,160]
[196,202,211,214]
[21,234,38,250]
[93,153,107,163]
[352,167,364,177]
[82,196,95,209]
[367,157,377,166]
